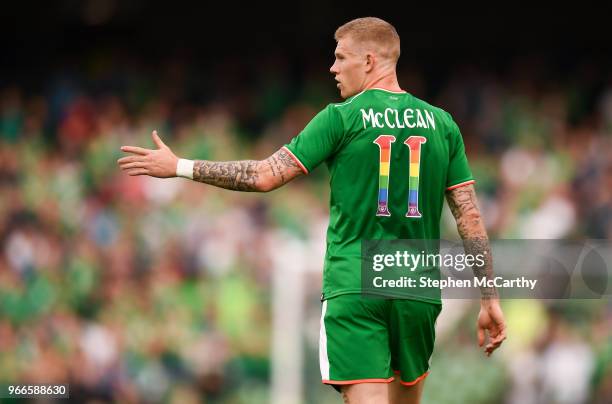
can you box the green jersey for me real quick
[284,88,474,301]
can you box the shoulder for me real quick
[411,94,459,133]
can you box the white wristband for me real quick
[176,158,194,179]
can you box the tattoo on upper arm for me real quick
[276,149,300,170]
[265,155,286,183]
[263,148,304,188]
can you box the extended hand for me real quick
[118,131,179,178]
[477,299,507,357]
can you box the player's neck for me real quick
[363,72,404,93]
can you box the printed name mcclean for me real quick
[372,276,538,290]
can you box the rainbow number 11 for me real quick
[373,135,427,218]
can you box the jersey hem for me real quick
[322,289,442,305]
[281,146,309,174]
[446,179,475,191]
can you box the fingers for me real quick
[117,132,171,178]
[117,156,144,165]
[477,327,485,347]
[492,327,507,346]
[118,153,149,174]
[126,168,149,176]
[117,154,147,170]
[485,339,504,356]
[119,130,164,158]
[119,162,146,170]
[151,130,166,149]
[484,327,506,356]
[121,145,151,156]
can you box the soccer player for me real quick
[118,17,506,404]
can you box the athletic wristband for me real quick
[176,158,194,179]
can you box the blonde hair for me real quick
[335,17,400,63]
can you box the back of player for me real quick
[283,88,474,388]
[284,87,474,301]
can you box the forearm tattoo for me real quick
[192,148,302,192]
[193,159,261,191]
[446,185,497,298]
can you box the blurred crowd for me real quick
[0,57,611,403]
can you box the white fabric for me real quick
[176,158,194,179]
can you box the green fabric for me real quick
[285,89,474,301]
[322,295,441,383]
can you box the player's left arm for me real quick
[446,183,507,356]
[117,131,304,192]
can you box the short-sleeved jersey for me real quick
[283,88,474,301]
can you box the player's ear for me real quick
[365,53,375,73]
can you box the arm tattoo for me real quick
[276,149,300,171]
[446,185,497,298]
[264,148,303,189]
[265,155,285,183]
[193,160,262,191]
[191,148,303,192]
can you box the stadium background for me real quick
[1,2,611,403]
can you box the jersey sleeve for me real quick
[282,104,344,174]
[445,117,475,190]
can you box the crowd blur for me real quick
[0,55,611,403]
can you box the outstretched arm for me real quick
[446,184,507,356]
[118,131,304,192]
[191,148,303,191]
